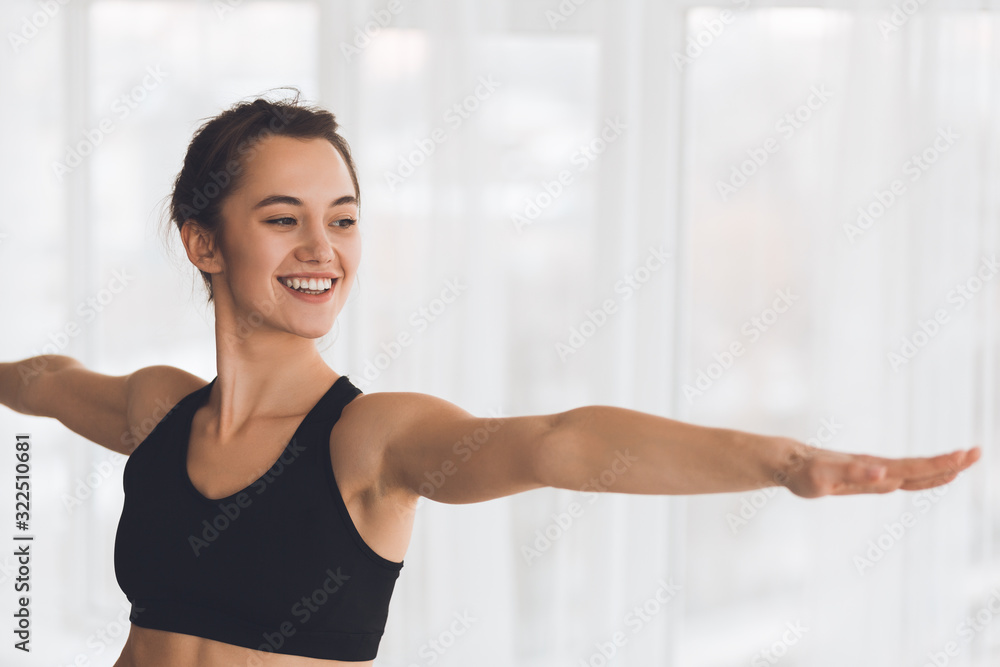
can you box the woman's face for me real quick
[210,134,361,341]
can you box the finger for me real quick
[883,458,966,491]
[899,472,958,491]
[881,449,971,481]
[962,446,982,467]
[831,476,904,495]
[814,448,977,497]
[830,448,978,495]
[875,463,960,491]
[895,448,980,484]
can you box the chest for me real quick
[184,406,412,565]
[185,413,319,501]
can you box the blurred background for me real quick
[0,0,998,665]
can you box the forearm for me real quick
[0,355,82,415]
[542,405,802,495]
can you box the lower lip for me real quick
[279,279,336,302]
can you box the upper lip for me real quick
[277,273,340,280]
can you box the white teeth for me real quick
[279,277,333,293]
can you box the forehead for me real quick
[236,134,354,197]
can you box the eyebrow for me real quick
[252,194,358,210]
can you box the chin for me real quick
[296,326,333,340]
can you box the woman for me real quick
[0,92,981,667]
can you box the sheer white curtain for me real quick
[678,4,999,666]
[0,0,997,665]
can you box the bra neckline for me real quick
[179,375,349,504]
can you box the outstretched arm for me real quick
[540,406,981,498]
[378,394,980,505]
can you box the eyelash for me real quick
[267,217,357,229]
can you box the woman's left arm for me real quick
[540,405,981,498]
[380,395,981,505]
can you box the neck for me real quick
[204,288,341,441]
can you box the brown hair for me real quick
[162,88,360,303]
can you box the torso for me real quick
[114,368,419,667]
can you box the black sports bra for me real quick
[114,374,403,661]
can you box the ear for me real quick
[180,219,224,275]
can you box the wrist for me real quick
[767,435,818,489]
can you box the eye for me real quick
[265,216,356,228]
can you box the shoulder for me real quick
[334,389,474,494]
[336,386,553,504]
[123,366,210,455]
[339,389,474,445]
[127,365,209,409]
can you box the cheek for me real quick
[226,233,280,284]
[342,235,363,273]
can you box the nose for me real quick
[296,216,336,265]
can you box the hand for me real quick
[776,440,982,498]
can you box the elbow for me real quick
[17,356,81,416]
[532,408,585,490]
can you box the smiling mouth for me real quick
[277,276,335,295]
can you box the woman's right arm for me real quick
[0,355,136,455]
